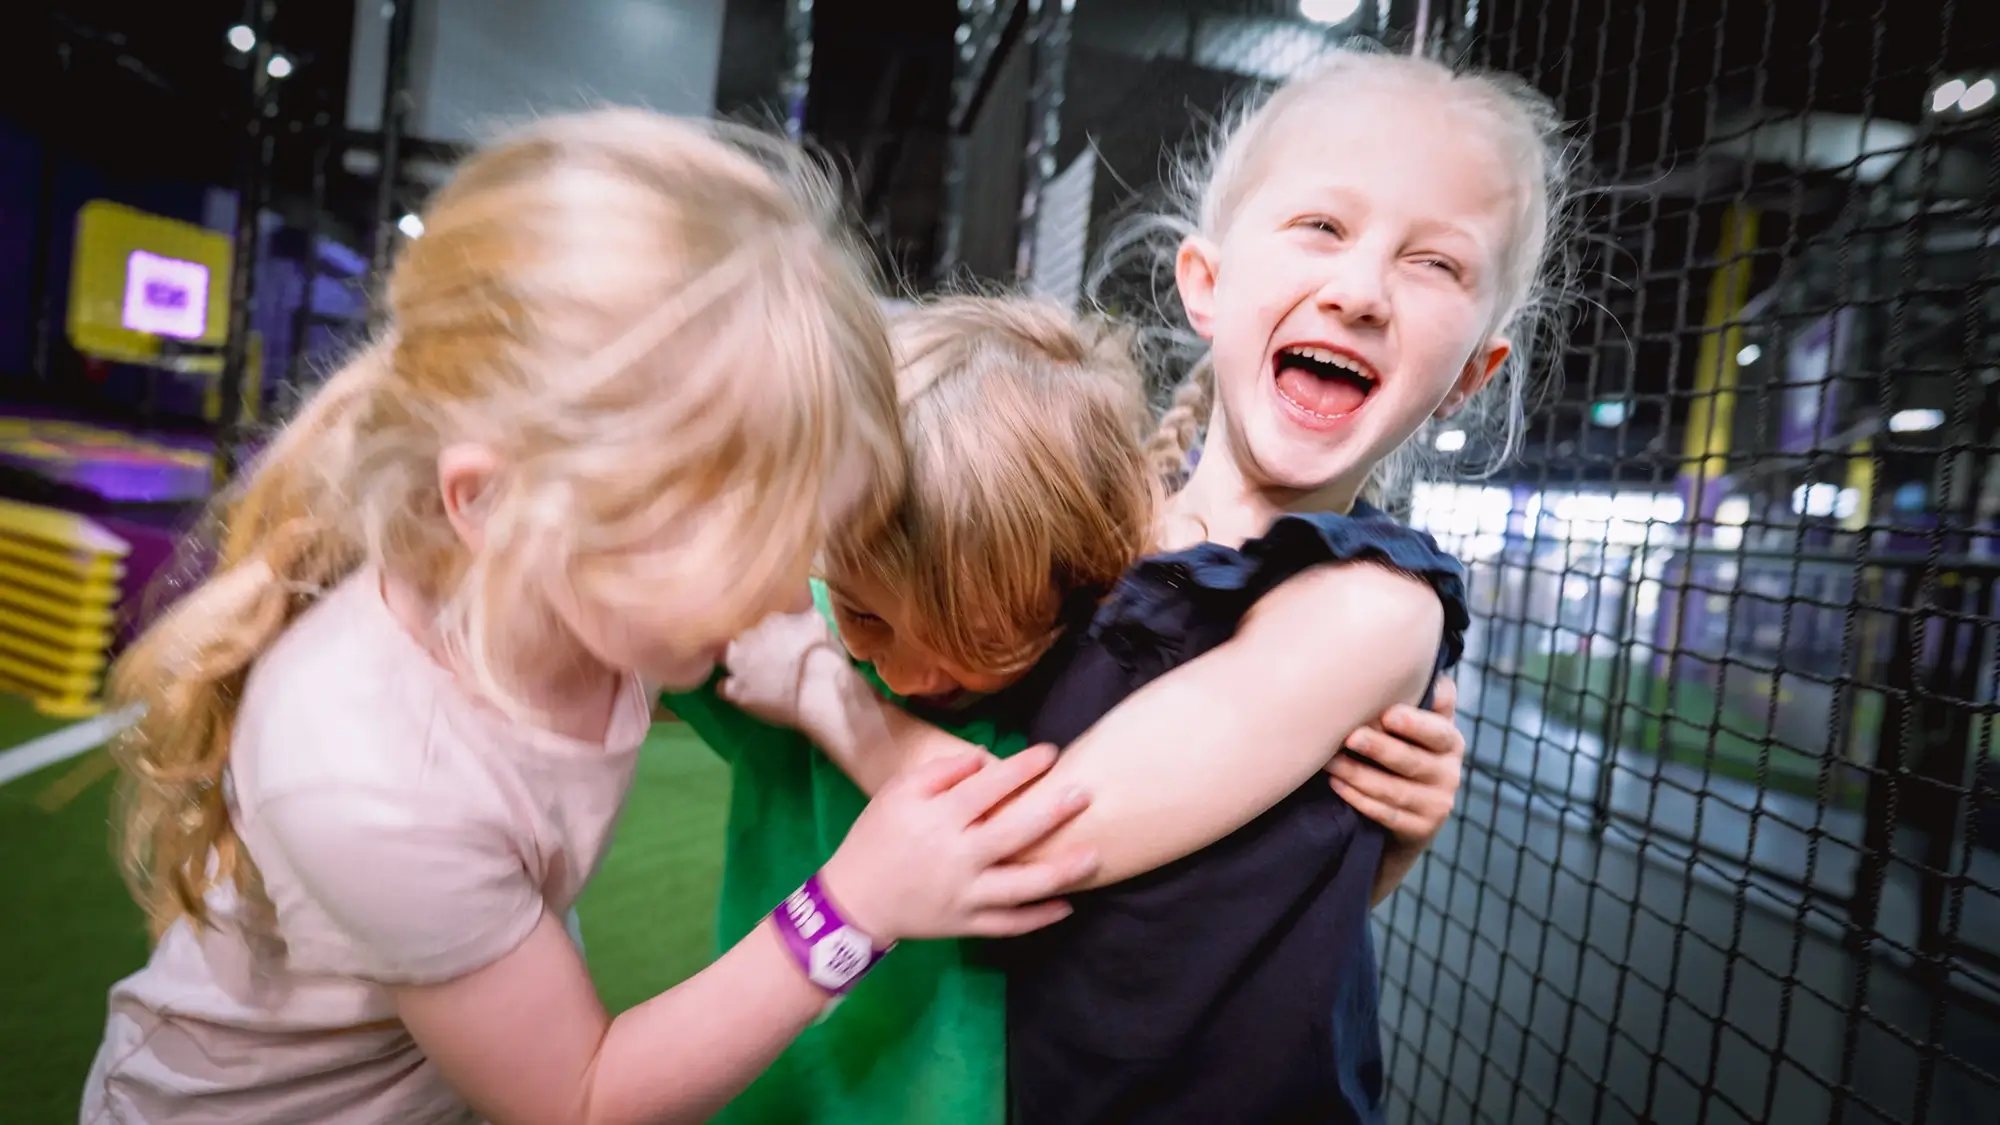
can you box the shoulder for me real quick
[1247,508,1469,667]
[1245,555,1443,638]
[230,572,476,800]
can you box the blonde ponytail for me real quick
[1145,357,1214,485]
[111,341,388,939]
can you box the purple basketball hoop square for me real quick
[122,250,211,341]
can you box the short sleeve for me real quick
[1101,506,1470,677]
[1261,511,1470,670]
[249,786,544,985]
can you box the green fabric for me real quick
[661,580,1029,1125]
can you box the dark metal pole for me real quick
[781,0,814,140]
[284,116,332,393]
[370,0,418,296]
[1012,0,1073,286]
[216,0,277,480]
[26,138,57,383]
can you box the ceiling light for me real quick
[1888,408,1944,433]
[398,213,426,239]
[1960,77,1996,113]
[1435,428,1467,453]
[1299,0,1365,26]
[1589,401,1629,428]
[266,54,294,79]
[227,25,256,53]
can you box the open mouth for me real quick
[1273,345,1376,421]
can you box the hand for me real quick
[1326,674,1465,848]
[820,745,1098,942]
[719,608,846,731]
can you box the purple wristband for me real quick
[771,873,893,996]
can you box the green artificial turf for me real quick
[1522,650,1872,806]
[0,720,730,1124]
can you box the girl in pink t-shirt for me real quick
[83,110,1098,1125]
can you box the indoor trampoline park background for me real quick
[1,2,1996,1123]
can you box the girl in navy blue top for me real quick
[980,48,1577,1122]
[720,47,1578,1125]
[996,506,1469,1124]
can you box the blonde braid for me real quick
[1145,357,1214,485]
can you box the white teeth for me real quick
[1285,346,1367,378]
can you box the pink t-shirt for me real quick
[82,570,651,1124]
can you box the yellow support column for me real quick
[1682,204,1761,487]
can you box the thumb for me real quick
[1432,674,1458,720]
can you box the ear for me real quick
[1435,336,1511,419]
[1175,236,1223,341]
[437,443,502,551]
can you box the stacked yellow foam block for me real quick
[0,498,129,717]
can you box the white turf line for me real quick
[0,705,145,789]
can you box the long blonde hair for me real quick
[825,296,1155,678]
[111,109,901,939]
[1131,48,1580,495]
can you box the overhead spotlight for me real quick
[1736,344,1762,366]
[266,54,294,79]
[227,25,257,53]
[1961,77,1996,113]
[1888,408,1944,433]
[1434,428,1468,453]
[1931,78,1968,114]
[1299,0,1365,26]
[398,213,426,239]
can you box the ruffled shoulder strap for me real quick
[1121,502,1470,669]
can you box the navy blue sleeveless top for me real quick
[999,502,1469,1125]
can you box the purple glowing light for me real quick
[122,250,211,341]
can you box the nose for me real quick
[877,656,959,700]
[1315,249,1390,327]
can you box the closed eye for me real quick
[1295,215,1345,239]
[1414,255,1463,278]
[835,606,884,628]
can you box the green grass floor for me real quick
[0,720,730,1124]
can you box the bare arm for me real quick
[396,911,827,1125]
[386,750,1099,1125]
[1007,563,1441,886]
[779,563,1442,888]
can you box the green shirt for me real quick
[661,581,1028,1125]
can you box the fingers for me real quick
[969,778,1092,862]
[942,743,1060,823]
[971,850,1100,907]
[1328,754,1417,803]
[905,751,991,798]
[1341,729,1439,784]
[961,900,1077,938]
[1328,773,1412,839]
[1377,705,1466,759]
[716,672,763,704]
